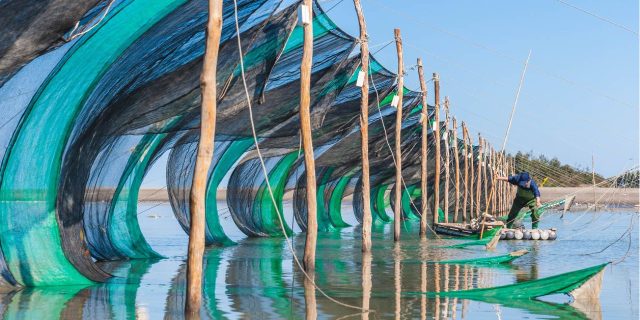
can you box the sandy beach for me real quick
[136,187,639,206]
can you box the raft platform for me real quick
[499,228,557,240]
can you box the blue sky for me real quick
[323,0,638,177]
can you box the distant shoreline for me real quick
[136,187,639,206]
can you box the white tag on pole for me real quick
[355,70,366,87]
[419,113,426,124]
[467,153,472,159]
[300,4,311,25]
[390,95,399,108]
[431,121,437,130]
[442,132,448,140]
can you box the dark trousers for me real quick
[506,197,540,229]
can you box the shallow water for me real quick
[0,203,637,319]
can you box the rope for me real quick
[232,0,369,312]
[553,0,638,36]
[368,0,634,109]
[483,51,531,215]
[64,0,116,42]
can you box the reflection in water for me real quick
[394,243,401,320]
[0,211,620,319]
[304,273,317,320]
[361,252,371,320]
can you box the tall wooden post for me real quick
[432,73,441,225]
[353,0,372,252]
[417,58,428,237]
[300,0,317,272]
[467,127,475,222]
[186,0,222,315]
[443,97,450,222]
[492,149,498,213]
[461,122,469,222]
[452,118,460,222]
[393,28,404,242]
[592,154,597,208]
[483,141,489,212]
[475,134,482,219]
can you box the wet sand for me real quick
[137,187,639,206]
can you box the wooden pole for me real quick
[300,0,317,272]
[467,127,474,222]
[433,72,441,225]
[452,118,460,222]
[475,134,482,219]
[417,58,428,237]
[186,0,222,315]
[461,122,469,222]
[592,154,597,208]
[353,0,372,252]
[443,97,451,222]
[443,97,450,222]
[482,140,488,213]
[393,28,404,242]
[490,148,496,214]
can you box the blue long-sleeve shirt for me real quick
[508,172,540,198]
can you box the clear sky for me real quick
[323,0,638,177]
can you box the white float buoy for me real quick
[506,230,515,240]
[500,231,506,240]
[531,230,540,240]
[523,230,532,240]
[514,229,524,240]
[540,230,549,240]
[548,230,557,240]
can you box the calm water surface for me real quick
[0,202,637,319]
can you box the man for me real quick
[496,172,542,229]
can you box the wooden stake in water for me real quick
[300,0,317,272]
[467,125,475,222]
[353,0,372,253]
[393,28,404,242]
[592,154,597,209]
[186,0,222,315]
[443,97,451,222]
[462,122,469,222]
[417,58,428,237]
[475,134,482,219]
[433,73,441,225]
[452,117,460,222]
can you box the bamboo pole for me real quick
[461,122,469,222]
[417,58,428,237]
[300,0,317,272]
[482,140,488,213]
[393,28,404,242]
[186,0,222,315]
[443,98,450,222]
[433,73,441,225]
[353,0,372,252]
[467,127,474,222]
[592,154,597,209]
[452,118,460,222]
[475,134,482,219]
[489,147,498,214]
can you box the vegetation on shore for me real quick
[511,151,605,187]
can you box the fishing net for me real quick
[0,0,503,287]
